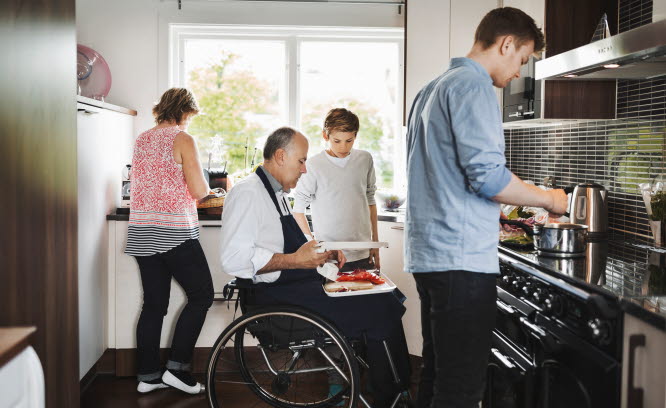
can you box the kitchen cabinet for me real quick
[107,219,424,362]
[378,221,422,356]
[77,98,135,379]
[621,313,666,408]
[107,220,236,354]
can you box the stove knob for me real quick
[501,275,513,288]
[588,318,611,344]
[532,288,545,304]
[521,282,533,297]
[543,294,564,317]
[511,277,525,292]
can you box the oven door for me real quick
[485,332,536,408]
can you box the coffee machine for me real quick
[570,183,608,237]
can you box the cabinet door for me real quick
[198,222,231,292]
[378,222,422,356]
[405,0,451,119]
[621,313,666,408]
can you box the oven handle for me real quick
[490,348,515,369]
[496,300,515,315]
[628,334,645,408]
[519,317,560,353]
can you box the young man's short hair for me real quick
[323,108,360,135]
[474,7,545,52]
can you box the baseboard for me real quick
[84,347,423,383]
[80,348,116,393]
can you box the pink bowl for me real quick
[77,44,112,100]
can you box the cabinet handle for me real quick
[508,112,523,118]
[390,226,404,230]
[496,300,515,315]
[628,334,645,408]
[490,348,515,369]
[201,225,221,228]
[77,108,100,114]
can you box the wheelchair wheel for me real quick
[206,306,360,408]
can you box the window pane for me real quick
[183,39,287,175]
[299,41,400,189]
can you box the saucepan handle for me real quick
[499,219,534,236]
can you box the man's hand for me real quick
[546,189,568,216]
[368,248,380,269]
[292,240,331,269]
[330,250,346,270]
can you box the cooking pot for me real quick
[500,219,588,256]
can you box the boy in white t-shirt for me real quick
[293,108,380,270]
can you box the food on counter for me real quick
[324,281,375,292]
[337,269,386,285]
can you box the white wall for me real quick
[76,0,403,136]
[77,105,134,378]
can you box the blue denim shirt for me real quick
[404,58,512,274]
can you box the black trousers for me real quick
[135,239,214,380]
[413,270,497,408]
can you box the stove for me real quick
[483,237,665,408]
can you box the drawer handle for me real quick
[628,334,645,408]
[390,226,404,230]
[201,225,221,228]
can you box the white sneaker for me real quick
[137,380,168,393]
[162,369,205,394]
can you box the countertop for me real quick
[499,235,666,331]
[0,327,36,368]
[107,208,406,223]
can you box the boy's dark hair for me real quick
[263,127,297,160]
[152,88,200,125]
[323,108,360,135]
[474,7,545,52]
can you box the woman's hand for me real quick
[368,248,380,269]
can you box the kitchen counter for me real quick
[0,327,36,369]
[499,235,666,331]
[107,208,406,223]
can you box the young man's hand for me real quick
[546,189,569,216]
[368,248,381,269]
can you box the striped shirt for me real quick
[125,126,199,256]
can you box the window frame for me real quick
[170,24,405,189]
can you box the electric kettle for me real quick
[570,183,608,236]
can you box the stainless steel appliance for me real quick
[536,19,666,80]
[570,183,608,236]
[500,220,589,256]
[503,56,542,122]
[485,249,622,408]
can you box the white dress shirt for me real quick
[220,171,291,283]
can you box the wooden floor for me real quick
[81,372,420,408]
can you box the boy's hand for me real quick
[368,248,380,269]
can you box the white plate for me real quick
[323,273,397,297]
[316,241,389,253]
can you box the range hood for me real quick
[536,19,666,80]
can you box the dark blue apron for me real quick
[250,166,406,340]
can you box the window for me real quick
[171,25,404,189]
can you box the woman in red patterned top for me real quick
[127,88,212,395]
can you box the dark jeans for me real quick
[135,239,214,381]
[413,270,497,408]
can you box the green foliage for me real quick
[301,100,394,187]
[651,191,666,222]
[187,51,271,174]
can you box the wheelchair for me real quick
[205,279,413,408]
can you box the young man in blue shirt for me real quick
[405,7,569,408]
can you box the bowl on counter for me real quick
[376,190,406,212]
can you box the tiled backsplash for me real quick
[504,0,665,243]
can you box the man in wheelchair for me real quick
[220,127,411,407]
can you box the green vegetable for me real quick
[651,191,666,222]
[517,207,536,219]
[502,235,533,245]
